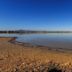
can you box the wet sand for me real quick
[0,37,72,72]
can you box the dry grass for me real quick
[0,37,72,72]
[0,56,72,72]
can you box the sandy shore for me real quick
[0,37,72,72]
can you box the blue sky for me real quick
[0,0,72,31]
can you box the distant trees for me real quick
[0,30,72,34]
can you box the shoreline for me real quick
[0,37,72,72]
[9,37,72,53]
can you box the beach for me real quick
[0,37,72,72]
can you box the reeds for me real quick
[0,57,72,72]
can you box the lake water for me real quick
[0,33,72,49]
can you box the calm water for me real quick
[0,33,72,49]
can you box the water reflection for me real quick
[0,33,72,49]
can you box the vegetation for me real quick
[0,30,72,34]
[0,57,72,72]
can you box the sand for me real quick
[0,37,72,72]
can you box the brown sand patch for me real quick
[0,37,72,72]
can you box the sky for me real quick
[0,0,72,31]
